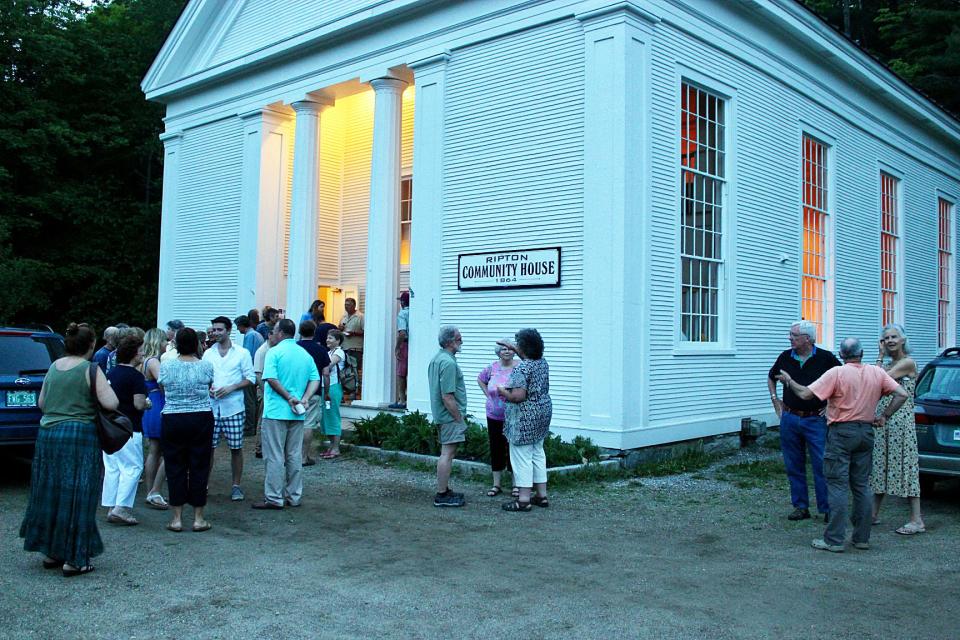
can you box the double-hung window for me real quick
[880,173,901,325]
[400,175,412,267]
[679,83,726,343]
[939,197,955,348]
[801,135,831,344]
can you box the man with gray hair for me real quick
[427,325,467,507]
[767,321,841,522]
[778,337,907,552]
[161,319,185,363]
[93,326,119,372]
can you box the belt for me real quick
[784,407,821,418]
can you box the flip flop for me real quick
[320,451,341,459]
[145,494,170,510]
[895,522,926,535]
[192,522,212,532]
[486,486,503,497]
[62,565,95,578]
[166,523,183,532]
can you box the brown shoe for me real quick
[251,500,283,510]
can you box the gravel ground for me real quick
[0,440,958,640]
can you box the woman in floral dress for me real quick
[870,323,924,535]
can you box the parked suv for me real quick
[0,326,65,447]
[915,347,960,492]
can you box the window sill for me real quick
[671,346,737,357]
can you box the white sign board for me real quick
[458,247,561,291]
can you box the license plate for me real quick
[5,390,37,407]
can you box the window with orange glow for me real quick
[939,197,955,348]
[802,135,829,344]
[399,176,412,266]
[679,82,725,343]
[880,173,900,325]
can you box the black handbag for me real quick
[88,363,133,454]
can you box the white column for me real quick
[285,98,332,324]
[362,77,408,407]
[238,107,293,317]
[406,54,449,416]
[576,4,658,447]
[156,130,182,327]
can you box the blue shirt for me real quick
[263,338,320,421]
[242,330,264,360]
[93,346,112,372]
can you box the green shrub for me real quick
[351,412,401,447]
[349,412,599,469]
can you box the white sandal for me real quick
[145,494,169,510]
[895,521,926,535]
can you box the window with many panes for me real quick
[400,175,412,266]
[939,197,955,348]
[801,135,830,344]
[880,173,901,325]
[680,82,726,343]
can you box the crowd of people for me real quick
[17,303,929,575]
[769,320,925,553]
[17,298,395,577]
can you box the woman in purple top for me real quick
[477,340,517,497]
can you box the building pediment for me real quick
[141,0,432,101]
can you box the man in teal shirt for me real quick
[252,319,320,509]
[427,326,467,507]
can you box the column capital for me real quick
[575,1,660,29]
[291,97,334,115]
[369,77,409,94]
[409,51,450,72]
[159,130,183,144]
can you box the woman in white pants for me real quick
[102,334,150,525]
[497,329,552,512]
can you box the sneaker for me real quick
[852,542,870,550]
[445,489,464,499]
[231,485,244,501]
[434,492,465,508]
[811,538,844,553]
[788,508,811,521]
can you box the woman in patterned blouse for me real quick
[497,329,552,512]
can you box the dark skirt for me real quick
[20,420,104,567]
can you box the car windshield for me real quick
[916,365,960,402]
[0,336,64,375]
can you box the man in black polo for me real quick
[767,320,841,522]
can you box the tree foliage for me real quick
[0,0,184,332]
[800,0,960,116]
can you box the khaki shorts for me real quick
[438,421,467,445]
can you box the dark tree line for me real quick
[0,0,184,333]
[800,0,960,116]
[0,0,954,334]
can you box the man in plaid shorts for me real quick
[204,316,256,501]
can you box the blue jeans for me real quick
[779,411,829,513]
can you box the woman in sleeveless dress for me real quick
[870,323,924,535]
[20,323,119,576]
[141,328,168,509]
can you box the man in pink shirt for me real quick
[777,337,908,553]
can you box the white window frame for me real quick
[878,165,904,326]
[938,192,957,349]
[799,128,835,348]
[399,173,412,270]
[674,69,736,354]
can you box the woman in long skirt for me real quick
[20,323,119,577]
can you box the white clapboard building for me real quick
[143,0,960,450]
